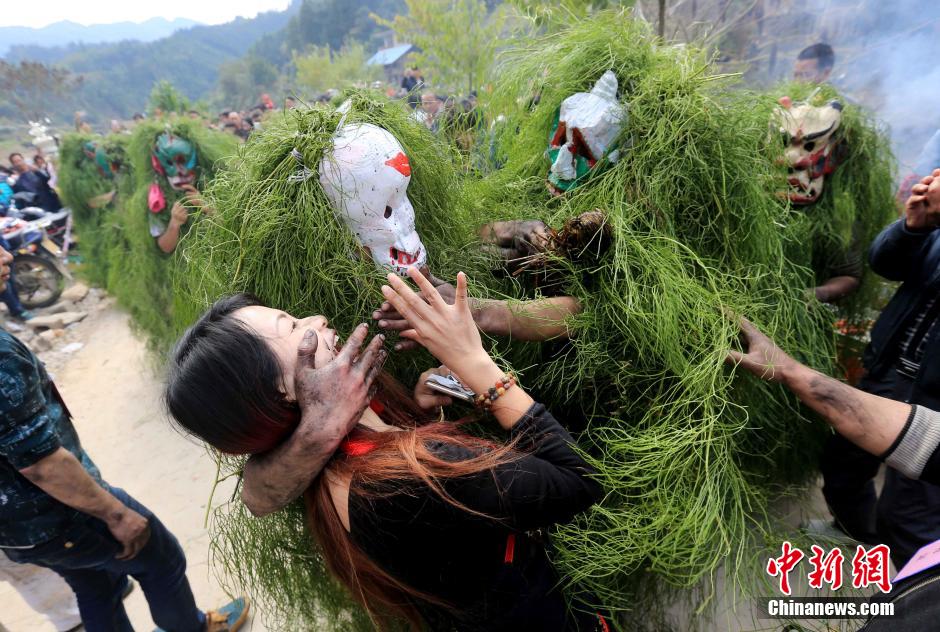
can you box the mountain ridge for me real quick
[0,17,201,57]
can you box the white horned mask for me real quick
[774,97,844,205]
[319,122,427,274]
[547,70,627,194]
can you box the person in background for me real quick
[284,96,297,110]
[402,67,423,110]
[237,118,253,141]
[816,169,940,568]
[417,92,444,132]
[32,154,57,190]
[0,241,250,632]
[0,549,83,632]
[793,42,835,84]
[0,166,14,212]
[9,152,61,213]
[73,112,92,134]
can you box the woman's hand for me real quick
[373,279,458,351]
[414,365,455,410]
[381,268,489,377]
[384,267,536,430]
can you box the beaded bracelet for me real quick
[475,373,516,408]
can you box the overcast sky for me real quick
[0,0,292,28]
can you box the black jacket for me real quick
[863,220,940,409]
[349,403,604,631]
[12,169,61,213]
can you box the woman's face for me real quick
[233,306,338,401]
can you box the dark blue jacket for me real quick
[863,220,940,409]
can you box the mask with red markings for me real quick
[774,97,844,205]
[546,70,627,195]
[319,122,427,274]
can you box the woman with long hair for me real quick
[165,267,606,631]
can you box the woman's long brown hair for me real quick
[305,373,523,630]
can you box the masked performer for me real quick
[447,12,867,623]
[108,119,236,348]
[148,131,204,254]
[772,89,894,307]
[57,133,130,287]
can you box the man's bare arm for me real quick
[779,361,908,455]
[476,296,582,340]
[241,414,344,517]
[375,285,582,349]
[20,447,150,558]
[814,275,860,303]
[728,317,909,456]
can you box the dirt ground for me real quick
[0,299,265,631]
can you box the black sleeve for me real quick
[868,220,937,282]
[429,402,603,531]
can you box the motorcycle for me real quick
[1,213,70,308]
[8,191,74,253]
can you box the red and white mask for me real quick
[547,70,626,193]
[319,123,426,273]
[774,97,844,205]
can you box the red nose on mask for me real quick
[385,152,411,177]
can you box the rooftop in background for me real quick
[367,44,415,67]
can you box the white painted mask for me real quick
[547,70,627,194]
[774,97,844,205]
[319,123,427,273]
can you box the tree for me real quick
[373,0,508,94]
[294,43,382,95]
[149,80,190,115]
[0,60,80,122]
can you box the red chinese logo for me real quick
[851,544,892,593]
[807,544,845,590]
[767,541,805,595]
[767,543,892,594]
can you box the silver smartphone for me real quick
[424,373,476,403]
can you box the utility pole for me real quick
[658,0,666,38]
